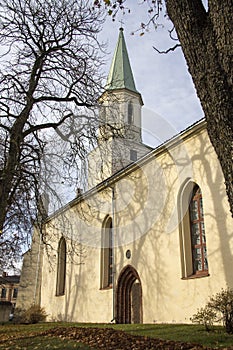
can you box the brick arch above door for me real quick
[116,265,143,324]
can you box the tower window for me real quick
[100,106,106,123]
[128,101,133,124]
[130,150,137,162]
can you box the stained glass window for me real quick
[189,186,208,275]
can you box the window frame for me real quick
[178,180,209,279]
[189,186,208,276]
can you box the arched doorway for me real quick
[116,265,142,324]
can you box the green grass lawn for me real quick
[113,323,233,348]
[0,322,233,349]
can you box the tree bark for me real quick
[0,51,43,233]
[0,105,33,233]
[166,0,233,216]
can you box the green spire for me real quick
[106,28,138,94]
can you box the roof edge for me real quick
[45,118,206,222]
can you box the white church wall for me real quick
[40,188,114,322]
[112,123,232,323]
[38,123,232,324]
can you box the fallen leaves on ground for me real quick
[41,326,213,350]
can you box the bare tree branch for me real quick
[0,0,106,267]
[153,43,181,54]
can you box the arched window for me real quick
[128,101,133,125]
[100,216,113,289]
[100,105,106,123]
[178,180,209,278]
[56,237,66,296]
[189,185,208,275]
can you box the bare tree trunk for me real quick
[0,0,105,242]
[0,109,30,233]
[0,60,36,232]
[166,0,233,216]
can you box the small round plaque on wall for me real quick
[126,249,131,259]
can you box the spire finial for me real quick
[106,25,139,94]
[119,19,124,31]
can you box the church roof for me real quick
[106,28,139,94]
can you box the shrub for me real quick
[191,288,233,334]
[14,304,47,324]
[190,306,217,331]
[207,288,233,334]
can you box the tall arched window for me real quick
[128,101,133,125]
[56,237,66,296]
[100,105,106,123]
[189,185,208,275]
[100,216,113,289]
[178,180,209,278]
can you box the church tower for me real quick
[88,28,151,189]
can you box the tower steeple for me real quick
[106,28,138,94]
[87,29,151,189]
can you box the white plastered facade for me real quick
[36,121,233,323]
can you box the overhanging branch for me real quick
[33,95,92,107]
[22,113,73,137]
[153,43,181,54]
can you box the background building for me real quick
[0,272,20,322]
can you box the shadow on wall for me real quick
[196,132,233,287]
[40,127,232,323]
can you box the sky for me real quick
[100,2,204,147]
[0,1,207,213]
[0,1,205,148]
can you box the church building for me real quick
[17,28,233,324]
